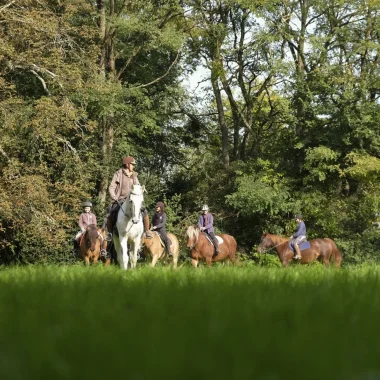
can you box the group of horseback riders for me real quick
[74,155,307,260]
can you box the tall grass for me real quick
[0,265,379,379]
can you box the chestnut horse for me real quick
[186,225,237,267]
[79,224,107,265]
[258,232,342,267]
[143,232,180,268]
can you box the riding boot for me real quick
[73,239,79,257]
[105,215,113,241]
[294,244,302,260]
[212,237,220,254]
[143,214,153,238]
[100,239,107,257]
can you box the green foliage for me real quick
[1,0,380,264]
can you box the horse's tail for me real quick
[326,238,342,268]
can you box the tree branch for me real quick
[0,0,16,13]
[29,69,51,96]
[134,49,181,89]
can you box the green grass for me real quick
[1,265,380,379]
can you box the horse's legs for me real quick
[172,254,178,269]
[282,259,290,267]
[130,237,141,268]
[151,254,159,267]
[323,253,331,267]
[119,235,129,270]
[206,256,212,267]
[84,256,90,266]
[191,258,198,268]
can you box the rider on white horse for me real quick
[103,156,152,242]
[113,184,145,270]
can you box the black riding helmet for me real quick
[83,201,92,208]
[155,201,165,210]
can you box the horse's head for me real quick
[86,224,100,252]
[257,232,273,253]
[186,225,200,249]
[128,184,144,223]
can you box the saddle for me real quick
[203,232,223,247]
[154,231,172,247]
[289,240,310,252]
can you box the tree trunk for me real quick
[211,67,230,168]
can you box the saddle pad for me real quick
[289,241,310,252]
[205,234,224,245]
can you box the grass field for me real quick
[1,264,380,380]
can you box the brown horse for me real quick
[79,224,108,265]
[143,232,180,268]
[258,232,342,267]
[186,225,237,267]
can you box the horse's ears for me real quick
[141,185,147,193]
[185,223,188,228]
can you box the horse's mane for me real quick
[86,224,99,237]
[186,225,200,239]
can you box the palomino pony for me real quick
[113,184,144,270]
[79,224,106,265]
[258,232,342,267]
[143,232,180,268]
[186,225,237,267]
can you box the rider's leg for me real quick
[160,232,172,256]
[209,232,220,254]
[293,236,305,260]
[73,231,82,257]
[142,208,153,238]
[105,215,113,241]
[294,243,302,260]
[98,232,107,257]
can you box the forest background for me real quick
[1,0,380,265]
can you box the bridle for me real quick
[259,239,288,254]
[119,190,143,221]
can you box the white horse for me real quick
[113,184,144,270]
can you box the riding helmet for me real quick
[155,201,165,209]
[295,214,303,220]
[122,156,136,166]
[83,201,92,208]
[202,204,209,211]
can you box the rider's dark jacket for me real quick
[152,211,167,234]
[293,221,306,238]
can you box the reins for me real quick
[261,240,288,253]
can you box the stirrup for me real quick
[105,232,112,242]
[100,249,107,257]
